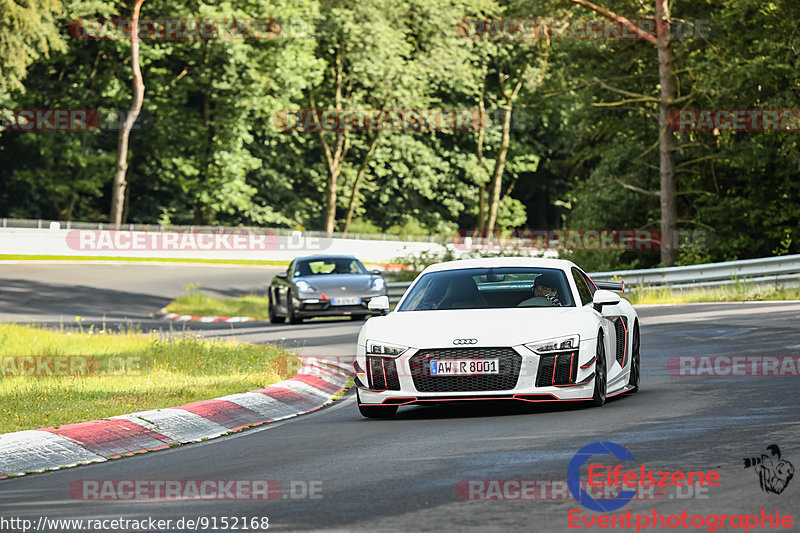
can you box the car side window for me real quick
[572,268,593,306]
[580,270,597,295]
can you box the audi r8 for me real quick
[269,255,387,324]
[354,257,640,418]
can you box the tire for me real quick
[357,390,397,419]
[590,332,607,407]
[287,296,303,324]
[627,321,640,393]
[268,289,286,324]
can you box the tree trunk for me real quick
[476,70,487,232]
[485,104,513,233]
[656,0,677,265]
[478,183,486,231]
[343,132,381,234]
[110,0,145,228]
[323,165,339,235]
[569,0,678,265]
[313,54,348,236]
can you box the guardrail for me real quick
[387,282,411,305]
[385,254,800,304]
[588,255,800,290]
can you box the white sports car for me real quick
[354,257,640,418]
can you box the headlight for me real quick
[295,280,314,293]
[366,340,407,357]
[524,334,580,354]
[370,278,385,291]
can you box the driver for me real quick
[518,273,563,307]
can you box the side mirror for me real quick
[371,269,382,276]
[592,289,621,312]
[368,295,390,316]
[275,271,288,280]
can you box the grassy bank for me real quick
[625,284,800,305]
[0,323,297,433]
[165,289,271,318]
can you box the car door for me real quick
[571,268,626,383]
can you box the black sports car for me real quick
[268,255,388,324]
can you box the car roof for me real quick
[420,256,578,274]
[292,254,360,262]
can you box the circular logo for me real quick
[567,442,637,512]
[452,338,478,345]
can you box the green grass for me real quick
[0,254,289,266]
[0,322,297,433]
[626,283,800,305]
[165,288,271,318]
[331,378,354,401]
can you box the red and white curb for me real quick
[160,312,259,323]
[0,359,349,478]
[151,306,263,323]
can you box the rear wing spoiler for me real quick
[594,280,624,292]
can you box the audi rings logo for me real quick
[453,338,478,345]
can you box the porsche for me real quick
[354,257,640,418]
[269,254,387,323]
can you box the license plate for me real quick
[331,296,361,306]
[430,359,499,376]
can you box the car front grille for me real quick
[535,350,578,387]
[367,356,400,390]
[409,347,522,392]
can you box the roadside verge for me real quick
[0,359,349,479]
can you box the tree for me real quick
[0,0,65,101]
[567,0,681,265]
[461,2,551,235]
[310,0,494,235]
[109,0,145,227]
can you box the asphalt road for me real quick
[1,264,799,532]
[0,261,282,323]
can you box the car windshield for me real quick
[397,267,575,311]
[294,258,368,276]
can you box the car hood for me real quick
[297,274,376,292]
[360,307,600,349]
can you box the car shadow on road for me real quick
[389,394,632,420]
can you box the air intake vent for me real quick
[536,351,578,387]
[367,356,400,391]
[614,317,628,366]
